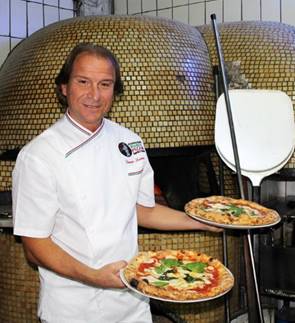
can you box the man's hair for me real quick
[55,43,124,108]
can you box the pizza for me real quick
[185,195,280,227]
[122,250,234,301]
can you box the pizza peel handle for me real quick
[210,14,245,200]
[210,14,264,323]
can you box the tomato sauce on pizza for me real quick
[122,250,234,301]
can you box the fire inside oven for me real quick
[147,146,219,210]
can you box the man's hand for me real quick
[192,221,223,233]
[93,260,127,289]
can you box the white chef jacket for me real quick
[13,112,155,323]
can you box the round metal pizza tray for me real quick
[120,268,234,303]
[186,211,281,230]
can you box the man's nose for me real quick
[87,84,100,99]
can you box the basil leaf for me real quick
[184,274,196,283]
[250,211,258,216]
[158,272,176,281]
[154,265,167,274]
[184,262,207,273]
[161,259,180,267]
[152,281,169,287]
[227,204,244,217]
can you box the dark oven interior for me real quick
[147,145,219,210]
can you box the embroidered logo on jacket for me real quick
[128,141,145,155]
[118,142,132,157]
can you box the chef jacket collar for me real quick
[66,110,97,135]
[65,110,105,158]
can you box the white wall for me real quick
[1,0,295,68]
[0,0,75,67]
[114,0,295,26]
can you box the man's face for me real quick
[61,52,115,132]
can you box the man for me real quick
[13,43,220,323]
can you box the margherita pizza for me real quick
[185,195,280,228]
[122,250,234,301]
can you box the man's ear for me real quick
[61,84,67,96]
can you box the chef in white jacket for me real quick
[13,43,220,323]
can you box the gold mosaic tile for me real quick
[0,161,14,191]
[0,233,39,323]
[198,21,295,169]
[0,16,215,151]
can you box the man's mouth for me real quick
[84,104,100,109]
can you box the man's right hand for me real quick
[93,260,127,289]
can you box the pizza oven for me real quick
[1,15,295,323]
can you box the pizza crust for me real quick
[123,250,234,301]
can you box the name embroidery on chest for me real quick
[128,141,145,155]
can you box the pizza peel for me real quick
[215,89,295,187]
[211,14,295,323]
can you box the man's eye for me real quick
[77,79,88,85]
[100,81,114,88]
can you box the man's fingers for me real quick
[109,260,128,274]
[118,260,128,269]
[199,222,223,232]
